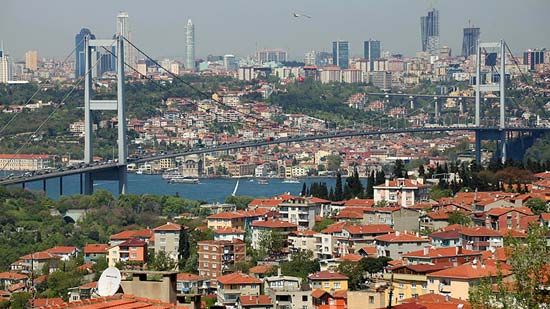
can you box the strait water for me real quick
[12,174,358,202]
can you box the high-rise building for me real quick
[0,43,12,83]
[364,40,381,61]
[420,8,440,53]
[332,41,349,69]
[523,49,545,71]
[25,50,38,71]
[75,28,95,78]
[462,27,480,58]
[304,51,318,66]
[256,49,287,64]
[223,54,238,71]
[116,12,135,68]
[185,19,195,70]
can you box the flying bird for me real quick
[292,12,312,18]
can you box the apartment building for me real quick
[279,197,322,230]
[373,178,429,207]
[197,239,246,280]
[154,222,184,262]
[217,272,262,307]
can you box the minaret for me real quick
[186,19,195,70]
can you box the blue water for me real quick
[15,174,354,202]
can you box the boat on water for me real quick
[163,172,199,184]
[257,179,269,185]
[136,170,143,175]
[282,178,300,184]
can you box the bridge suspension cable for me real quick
[0,40,116,171]
[122,37,275,126]
[0,38,83,136]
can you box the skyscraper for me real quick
[364,40,381,61]
[256,49,287,64]
[75,28,95,77]
[25,50,38,71]
[332,41,349,69]
[523,49,545,71]
[462,27,480,58]
[0,43,12,83]
[186,19,195,70]
[116,12,135,68]
[420,8,439,53]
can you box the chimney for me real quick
[445,294,450,302]
[277,267,282,277]
[423,246,429,255]
[395,231,400,236]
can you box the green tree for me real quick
[469,225,550,308]
[334,172,343,201]
[9,292,31,309]
[447,211,472,226]
[225,195,255,210]
[150,251,177,271]
[326,155,343,171]
[257,230,286,258]
[393,159,406,179]
[43,270,83,299]
[429,187,453,200]
[525,198,548,215]
[313,218,335,232]
[280,250,320,280]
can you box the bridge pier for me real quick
[59,177,63,196]
[475,131,482,164]
[43,179,46,192]
[83,173,93,195]
[501,131,507,164]
[118,165,128,195]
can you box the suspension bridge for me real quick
[0,35,547,196]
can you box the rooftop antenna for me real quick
[97,267,122,297]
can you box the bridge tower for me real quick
[474,40,507,163]
[83,35,128,194]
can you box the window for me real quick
[160,246,166,251]
[398,293,404,300]
[421,283,427,289]
[204,254,209,259]
[203,245,209,250]
[204,262,209,267]
[302,295,308,301]
[334,282,341,289]
[212,263,217,269]
[429,279,434,284]
[369,296,374,304]
[411,282,416,288]
[399,283,404,288]
[324,282,330,288]
[159,237,166,244]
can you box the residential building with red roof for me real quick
[197,239,246,280]
[373,178,429,207]
[207,211,246,230]
[0,272,28,289]
[214,227,246,241]
[429,229,462,248]
[44,246,79,261]
[278,197,323,230]
[484,207,534,231]
[308,271,349,292]
[11,251,60,275]
[375,232,430,260]
[325,223,394,256]
[153,222,184,262]
[402,247,482,266]
[83,244,109,263]
[107,238,147,267]
[176,273,209,295]
[459,227,503,251]
[109,229,153,246]
[250,220,297,251]
[383,263,452,304]
[311,289,347,309]
[426,260,512,299]
[216,272,262,307]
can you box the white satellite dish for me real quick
[97,267,121,297]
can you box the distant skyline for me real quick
[1,0,549,60]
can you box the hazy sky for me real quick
[2,0,549,61]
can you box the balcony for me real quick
[439,283,452,293]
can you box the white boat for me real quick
[232,179,240,196]
[136,170,143,175]
[257,179,269,185]
[282,178,300,184]
[163,173,199,184]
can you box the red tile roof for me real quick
[308,197,332,204]
[153,222,182,231]
[344,224,394,235]
[214,227,245,234]
[403,247,482,259]
[486,207,533,217]
[428,261,512,280]
[249,264,274,274]
[207,212,246,220]
[0,272,27,280]
[248,198,282,208]
[83,244,109,254]
[429,229,461,240]
[251,220,297,229]
[30,298,65,307]
[321,222,347,234]
[357,246,377,256]
[118,238,147,247]
[177,273,204,282]
[35,294,178,308]
[238,295,272,306]
[343,198,374,207]
[45,246,78,255]
[401,293,472,309]
[311,289,329,299]
[21,251,59,260]
[217,272,262,285]
[375,232,429,243]
[339,254,363,262]
[79,281,98,289]
[308,271,348,281]
[110,229,152,240]
[459,226,503,237]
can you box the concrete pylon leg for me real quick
[475,131,482,164]
[118,165,128,195]
[83,173,93,195]
[501,131,507,164]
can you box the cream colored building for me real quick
[0,154,52,171]
[25,50,38,71]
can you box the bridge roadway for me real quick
[365,92,508,100]
[1,125,549,187]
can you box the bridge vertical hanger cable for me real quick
[0,41,116,172]
[0,38,83,136]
